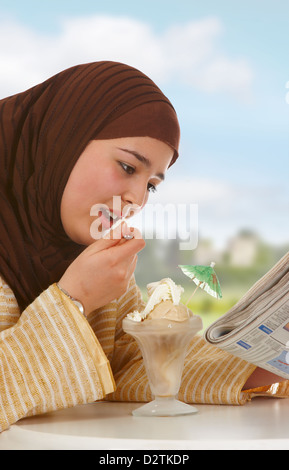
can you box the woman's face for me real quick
[60,136,174,245]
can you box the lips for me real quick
[95,204,139,235]
[98,207,120,229]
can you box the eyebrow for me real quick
[117,147,165,181]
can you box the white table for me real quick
[0,398,289,450]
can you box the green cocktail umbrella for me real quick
[179,262,222,305]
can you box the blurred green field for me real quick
[185,292,239,332]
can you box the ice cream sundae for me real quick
[123,278,203,416]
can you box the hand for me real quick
[242,367,285,390]
[58,223,145,315]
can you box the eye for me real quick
[147,183,157,193]
[119,161,157,193]
[119,161,135,175]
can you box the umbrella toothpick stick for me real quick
[185,280,203,306]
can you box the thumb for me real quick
[88,221,127,253]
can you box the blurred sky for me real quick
[0,0,288,249]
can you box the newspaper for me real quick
[204,252,289,379]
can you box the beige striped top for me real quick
[0,274,288,432]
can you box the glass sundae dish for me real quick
[122,278,203,417]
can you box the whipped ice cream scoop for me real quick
[126,278,193,322]
[146,300,192,322]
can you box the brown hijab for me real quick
[0,61,180,311]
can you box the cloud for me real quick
[133,176,289,248]
[130,176,235,245]
[149,176,232,206]
[0,14,254,99]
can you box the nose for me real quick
[123,181,149,210]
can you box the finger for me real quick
[127,254,138,278]
[122,226,142,240]
[86,221,128,254]
[117,254,138,282]
[123,226,143,240]
[109,232,145,261]
[103,219,127,240]
[104,221,142,241]
[84,225,144,259]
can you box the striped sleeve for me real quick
[0,283,115,432]
[179,336,256,405]
[0,281,21,333]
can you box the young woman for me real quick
[0,61,286,432]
